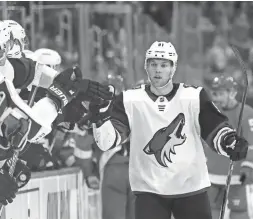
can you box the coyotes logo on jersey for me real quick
[143,113,187,167]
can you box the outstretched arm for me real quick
[92,92,131,151]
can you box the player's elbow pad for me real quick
[93,120,121,151]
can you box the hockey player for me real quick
[4,20,28,58]
[0,21,113,206]
[19,48,63,170]
[205,75,253,219]
[89,41,249,219]
[19,48,62,103]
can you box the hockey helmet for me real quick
[34,48,62,70]
[145,41,178,74]
[209,75,238,91]
[4,20,28,57]
[0,21,12,64]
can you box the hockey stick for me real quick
[0,63,43,215]
[219,45,249,219]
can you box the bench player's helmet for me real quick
[4,20,28,58]
[208,75,238,109]
[34,48,62,71]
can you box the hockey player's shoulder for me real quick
[181,83,201,90]
[122,84,146,101]
[179,83,203,98]
[9,57,36,89]
[125,83,146,94]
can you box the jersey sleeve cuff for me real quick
[213,126,234,157]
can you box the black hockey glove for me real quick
[2,159,31,189]
[88,99,112,127]
[0,168,18,205]
[221,131,248,161]
[78,85,115,128]
[52,93,90,131]
[0,116,30,160]
[47,66,113,110]
[62,93,89,124]
[0,158,31,205]
[47,66,83,109]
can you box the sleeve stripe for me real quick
[213,127,234,157]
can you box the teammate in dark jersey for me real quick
[89,41,249,219]
[205,75,253,219]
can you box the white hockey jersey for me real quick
[94,83,234,196]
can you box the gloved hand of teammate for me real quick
[52,92,90,130]
[221,131,248,161]
[2,158,31,189]
[77,79,114,102]
[62,93,89,124]
[84,86,115,128]
[47,66,114,110]
[47,66,83,109]
[0,167,18,205]
[0,116,30,160]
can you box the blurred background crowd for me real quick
[1,1,253,219]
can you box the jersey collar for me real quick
[145,83,180,102]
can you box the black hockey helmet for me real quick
[208,74,238,91]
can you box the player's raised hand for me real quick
[79,85,115,128]
[222,131,248,161]
[47,66,83,109]
[78,79,114,102]
[48,66,114,110]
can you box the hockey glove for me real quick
[62,93,89,123]
[221,131,248,161]
[83,86,115,128]
[48,66,114,110]
[47,66,83,110]
[52,93,90,130]
[2,159,31,189]
[0,116,30,160]
[0,168,18,205]
[77,79,114,102]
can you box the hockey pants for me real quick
[135,191,212,219]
